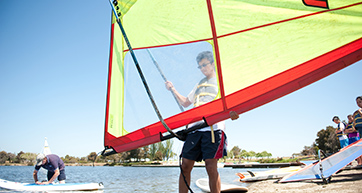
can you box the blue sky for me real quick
[0,1,361,158]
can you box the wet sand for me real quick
[247,167,362,193]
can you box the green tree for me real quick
[301,143,318,156]
[267,152,272,158]
[254,151,270,159]
[128,149,141,161]
[20,152,37,165]
[240,149,249,160]
[119,152,129,163]
[149,144,156,161]
[140,146,150,161]
[248,151,256,159]
[316,126,339,154]
[260,151,271,158]
[154,151,163,161]
[163,140,174,161]
[230,146,241,160]
[107,153,122,163]
[63,155,78,164]
[16,151,25,163]
[7,152,16,163]
[0,151,8,163]
[87,152,98,162]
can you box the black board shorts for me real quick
[182,130,227,162]
[47,169,66,181]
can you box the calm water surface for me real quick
[0,165,259,192]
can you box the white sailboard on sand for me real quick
[237,166,303,182]
[279,139,362,183]
[196,178,248,192]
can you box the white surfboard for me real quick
[0,178,104,191]
[196,178,248,192]
[237,166,302,182]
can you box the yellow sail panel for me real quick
[122,0,212,48]
[106,14,128,138]
[214,1,362,95]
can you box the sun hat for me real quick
[36,153,45,166]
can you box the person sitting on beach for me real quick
[332,116,349,149]
[33,153,66,184]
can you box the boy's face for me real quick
[357,98,362,108]
[348,116,353,122]
[198,58,214,77]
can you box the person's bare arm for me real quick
[33,170,41,184]
[41,169,60,184]
[165,81,191,107]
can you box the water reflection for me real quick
[0,166,250,192]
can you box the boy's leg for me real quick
[179,158,195,193]
[205,158,220,193]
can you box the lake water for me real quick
[0,165,259,192]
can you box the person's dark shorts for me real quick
[182,130,227,162]
[47,169,66,181]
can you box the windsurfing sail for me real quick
[42,137,51,155]
[104,0,362,153]
[279,139,362,183]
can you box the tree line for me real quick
[299,125,340,157]
[0,125,341,165]
[0,140,175,165]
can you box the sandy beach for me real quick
[247,166,362,193]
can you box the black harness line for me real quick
[179,155,194,193]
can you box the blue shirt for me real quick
[35,154,65,172]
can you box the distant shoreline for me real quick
[1,161,305,168]
[0,163,108,167]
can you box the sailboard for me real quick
[279,139,362,183]
[104,0,362,153]
[196,178,248,192]
[0,178,104,192]
[237,166,303,182]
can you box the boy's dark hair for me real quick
[196,51,214,64]
[332,116,340,121]
[356,96,362,100]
